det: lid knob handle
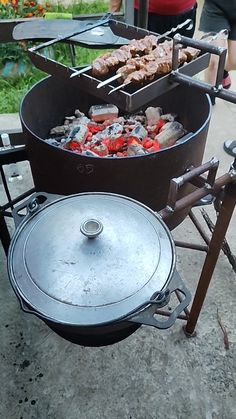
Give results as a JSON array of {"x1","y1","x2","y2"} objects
[{"x1": 80, "y1": 219, "x2": 103, "y2": 239}]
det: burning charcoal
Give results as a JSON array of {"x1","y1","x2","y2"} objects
[
  {"x1": 130, "y1": 123, "x2": 148, "y2": 140},
  {"x1": 88, "y1": 104, "x2": 119, "y2": 123},
  {"x1": 145, "y1": 107, "x2": 162, "y2": 126},
  {"x1": 104, "y1": 136, "x2": 126, "y2": 153},
  {"x1": 64, "y1": 140, "x2": 81, "y2": 151},
  {"x1": 45, "y1": 138, "x2": 61, "y2": 147},
  {"x1": 161, "y1": 113, "x2": 177, "y2": 122},
  {"x1": 67, "y1": 125, "x2": 88, "y2": 144},
  {"x1": 50, "y1": 125, "x2": 70, "y2": 137},
  {"x1": 142, "y1": 138, "x2": 160, "y2": 152},
  {"x1": 124, "y1": 115, "x2": 146, "y2": 125},
  {"x1": 99, "y1": 123, "x2": 123, "y2": 139},
  {"x1": 127, "y1": 144, "x2": 146, "y2": 156},
  {"x1": 75, "y1": 116, "x2": 90, "y2": 125},
  {"x1": 74, "y1": 109, "x2": 85, "y2": 118},
  {"x1": 81, "y1": 150, "x2": 100, "y2": 157},
  {"x1": 90, "y1": 143, "x2": 109, "y2": 157},
  {"x1": 64, "y1": 116, "x2": 76, "y2": 123},
  {"x1": 102, "y1": 116, "x2": 126, "y2": 126},
  {"x1": 155, "y1": 121, "x2": 186, "y2": 149}
]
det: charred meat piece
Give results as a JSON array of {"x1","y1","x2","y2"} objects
[
  {"x1": 92, "y1": 53, "x2": 112, "y2": 77},
  {"x1": 115, "y1": 41, "x2": 173, "y2": 80},
  {"x1": 184, "y1": 46, "x2": 200, "y2": 62}
]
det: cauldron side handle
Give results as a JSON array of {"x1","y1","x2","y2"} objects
[
  {"x1": 12, "y1": 192, "x2": 63, "y2": 228},
  {"x1": 127, "y1": 272, "x2": 191, "y2": 330}
]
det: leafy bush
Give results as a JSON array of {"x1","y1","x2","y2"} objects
[
  {"x1": 0, "y1": 0, "x2": 108, "y2": 113},
  {"x1": 0, "y1": 0, "x2": 51, "y2": 18}
]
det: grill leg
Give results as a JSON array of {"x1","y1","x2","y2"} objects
[
  {"x1": 185, "y1": 182, "x2": 236, "y2": 335},
  {"x1": 0, "y1": 208, "x2": 11, "y2": 256}
]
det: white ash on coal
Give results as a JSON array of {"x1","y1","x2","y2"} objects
[{"x1": 45, "y1": 104, "x2": 187, "y2": 157}]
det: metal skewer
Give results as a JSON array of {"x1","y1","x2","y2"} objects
[
  {"x1": 97, "y1": 72, "x2": 122, "y2": 88},
  {"x1": 108, "y1": 81, "x2": 129, "y2": 94},
  {"x1": 97, "y1": 19, "x2": 193, "y2": 89},
  {"x1": 70, "y1": 65, "x2": 92, "y2": 78}
]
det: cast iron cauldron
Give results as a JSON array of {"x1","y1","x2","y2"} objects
[
  {"x1": 20, "y1": 77, "x2": 211, "y2": 230},
  {"x1": 8, "y1": 192, "x2": 191, "y2": 347}
]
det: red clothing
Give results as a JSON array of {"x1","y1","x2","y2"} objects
[{"x1": 134, "y1": 0, "x2": 196, "y2": 15}]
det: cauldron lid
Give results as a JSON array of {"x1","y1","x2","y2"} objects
[{"x1": 8, "y1": 192, "x2": 175, "y2": 326}]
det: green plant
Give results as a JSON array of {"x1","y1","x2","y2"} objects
[
  {"x1": 0, "y1": 0, "x2": 52, "y2": 18},
  {"x1": 0, "y1": 1, "x2": 109, "y2": 113},
  {"x1": 0, "y1": 69, "x2": 44, "y2": 112}
]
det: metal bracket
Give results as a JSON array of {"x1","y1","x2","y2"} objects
[
  {"x1": 165, "y1": 157, "x2": 219, "y2": 213},
  {"x1": 171, "y1": 33, "x2": 236, "y2": 105}
]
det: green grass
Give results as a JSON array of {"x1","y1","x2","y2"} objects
[
  {"x1": 0, "y1": 1, "x2": 109, "y2": 113},
  {"x1": 0, "y1": 70, "x2": 44, "y2": 113}
]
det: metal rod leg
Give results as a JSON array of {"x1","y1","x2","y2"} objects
[
  {"x1": 185, "y1": 183, "x2": 236, "y2": 335},
  {"x1": 0, "y1": 209, "x2": 11, "y2": 256}
]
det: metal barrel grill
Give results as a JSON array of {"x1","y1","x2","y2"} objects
[
  {"x1": 1, "y1": 15, "x2": 236, "y2": 347},
  {"x1": 20, "y1": 77, "x2": 211, "y2": 230},
  {"x1": 18, "y1": 17, "x2": 230, "y2": 230}
]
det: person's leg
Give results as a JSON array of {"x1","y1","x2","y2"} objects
[
  {"x1": 199, "y1": 0, "x2": 230, "y2": 88},
  {"x1": 203, "y1": 38, "x2": 228, "y2": 85},
  {"x1": 221, "y1": 35, "x2": 236, "y2": 154},
  {"x1": 225, "y1": 39, "x2": 236, "y2": 71}
]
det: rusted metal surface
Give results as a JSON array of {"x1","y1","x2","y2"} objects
[
  {"x1": 201, "y1": 208, "x2": 236, "y2": 272},
  {"x1": 189, "y1": 210, "x2": 210, "y2": 245},
  {"x1": 185, "y1": 181, "x2": 236, "y2": 335},
  {"x1": 164, "y1": 158, "x2": 219, "y2": 213},
  {"x1": 159, "y1": 172, "x2": 234, "y2": 221}
]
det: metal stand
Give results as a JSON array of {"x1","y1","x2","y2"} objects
[
  {"x1": 0, "y1": 139, "x2": 235, "y2": 336},
  {"x1": 185, "y1": 182, "x2": 236, "y2": 335},
  {"x1": 158, "y1": 158, "x2": 236, "y2": 335}
]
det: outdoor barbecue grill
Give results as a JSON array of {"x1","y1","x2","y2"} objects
[
  {"x1": 0, "y1": 14, "x2": 236, "y2": 347},
  {"x1": 17, "y1": 16, "x2": 236, "y2": 230}
]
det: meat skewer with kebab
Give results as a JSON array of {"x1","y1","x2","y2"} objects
[
  {"x1": 70, "y1": 35, "x2": 158, "y2": 79},
  {"x1": 108, "y1": 46, "x2": 200, "y2": 94},
  {"x1": 97, "y1": 40, "x2": 173, "y2": 88},
  {"x1": 91, "y1": 35, "x2": 162, "y2": 78},
  {"x1": 70, "y1": 18, "x2": 193, "y2": 79}
]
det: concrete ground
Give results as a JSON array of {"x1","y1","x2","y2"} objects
[{"x1": 0, "y1": 4, "x2": 236, "y2": 419}]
